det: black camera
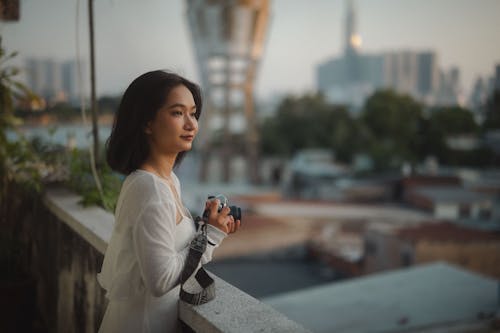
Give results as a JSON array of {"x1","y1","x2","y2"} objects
[{"x1": 202, "y1": 194, "x2": 242, "y2": 222}]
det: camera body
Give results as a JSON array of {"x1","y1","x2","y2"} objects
[{"x1": 202, "y1": 194, "x2": 242, "y2": 222}]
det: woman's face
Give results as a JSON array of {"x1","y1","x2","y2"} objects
[{"x1": 145, "y1": 84, "x2": 198, "y2": 156}]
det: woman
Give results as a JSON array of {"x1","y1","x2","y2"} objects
[{"x1": 98, "y1": 70, "x2": 240, "y2": 332}]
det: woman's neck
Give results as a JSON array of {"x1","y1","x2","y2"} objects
[{"x1": 140, "y1": 153, "x2": 177, "y2": 179}]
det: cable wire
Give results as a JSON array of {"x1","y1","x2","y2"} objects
[{"x1": 75, "y1": 0, "x2": 107, "y2": 210}]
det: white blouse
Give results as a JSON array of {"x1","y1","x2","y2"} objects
[{"x1": 97, "y1": 170, "x2": 226, "y2": 333}]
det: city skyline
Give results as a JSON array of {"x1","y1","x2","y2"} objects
[{"x1": 1, "y1": 0, "x2": 499, "y2": 100}]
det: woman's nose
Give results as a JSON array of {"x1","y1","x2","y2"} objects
[{"x1": 184, "y1": 115, "x2": 197, "y2": 130}]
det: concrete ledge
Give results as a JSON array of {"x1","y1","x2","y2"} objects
[
  {"x1": 42, "y1": 186, "x2": 113, "y2": 255},
  {"x1": 179, "y1": 273, "x2": 311, "y2": 333},
  {"x1": 42, "y1": 187, "x2": 311, "y2": 333}
]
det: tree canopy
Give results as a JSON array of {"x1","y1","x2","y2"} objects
[
  {"x1": 259, "y1": 89, "x2": 496, "y2": 170},
  {"x1": 360, "y1": 90, "x2": 423, "y2": 169},
  {"x1": 260, "y1": 93, "x2": 361, "y2": 162}
]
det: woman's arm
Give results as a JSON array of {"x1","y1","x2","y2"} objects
[
  {"x1": 200, "y1": 224, "x2": 227, "y2": 264},
  {"x1": 200, "y1": 199, "x2": 240, "y2": 263},
  {"x1": 132, "y1": 200, "x2": 189, "y2": 297}
]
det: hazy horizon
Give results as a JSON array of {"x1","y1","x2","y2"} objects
[{"x1": 1, "y1": 0, "x2": 499, "y2": 100}]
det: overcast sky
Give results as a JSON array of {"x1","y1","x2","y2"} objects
[{"x1": 1, "y1": 0, "x2": 499, "y2": 100}]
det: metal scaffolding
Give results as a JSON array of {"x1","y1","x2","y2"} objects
[{"x1": 186, "y1": 0, "x2": 270, "y2": 184}]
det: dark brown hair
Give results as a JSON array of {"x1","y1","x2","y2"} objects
[{"x1": 106, "y1": 70, "x2": 202, "y2": 175}]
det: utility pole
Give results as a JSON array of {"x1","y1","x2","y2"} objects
[{"x1": 88, "y1": 0, "x2": 99, "y2": 165}]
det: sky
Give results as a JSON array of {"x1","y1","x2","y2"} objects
[{"x1": 1, "y1": 0, "x2": 499, "y2": 100}]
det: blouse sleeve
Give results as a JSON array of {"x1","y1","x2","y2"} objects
[
  {"x1": 132, "y1": 200, "x2": 189, "y2": 297},
  {"x1": 201, "y1": 224, "x2": 227, "y2": 264}
]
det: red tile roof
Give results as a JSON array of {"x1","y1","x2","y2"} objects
[{"x1": 397, "y1": 222, "x2": 500, "y2": 242}]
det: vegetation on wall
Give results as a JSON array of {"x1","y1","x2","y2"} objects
[{"x1": 1, "y1": 37, "x2": 120, "y2": 214}]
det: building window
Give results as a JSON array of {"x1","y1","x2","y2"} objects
[
  {"x1": 364, "y1": 240, "x2": 377, "y2": 255},
  {"x1": 459, "y1": 204, "x2": 470, "y2": 218}
]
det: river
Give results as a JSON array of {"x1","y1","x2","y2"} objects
[{"x1": 7, "y1": 124, "x2": 112, "y2": 148}]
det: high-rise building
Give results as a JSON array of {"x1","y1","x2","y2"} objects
[
  {"x1": 436, "y1": 67, "x2": 463, "y2": 106},
  {"x1": 316, "y1": 1, "x2": 446, "y2": 108},
  {"x1": 25, "y1": 58, "x2": 87, "y2": 107},
  {"x1": 383, "y1": 51, "x2": 420, "y2": 96},
  {"x1": 62, "y1": 60, "x2": 87, "y2": 105},
  {"x1": 469, "y1": 77, "x2": 488, "y2": 111},
  {"x1": 26, "y1": 58, "x2": 62, "y2": 104},
  {"x1": 417, "y1": 52, "x2": 439, "y2": 99}
]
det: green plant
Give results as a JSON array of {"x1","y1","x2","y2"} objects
[
  {"x1": 1, "y1": 36, "x2": 120, "y2": 214},
  {"x1": 0, "y1": 37, "x2": 42, "y2": 218},
  {"x1": 0, "y1": 36, "x2": 40, "y2": 205},
  {"x1": 0, "y1": 36, "x2": 42, "y2": 287},
  {"x1": 65, "y1": 147, "x2": 121, "y2": 212}
]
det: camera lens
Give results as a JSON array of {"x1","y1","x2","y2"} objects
[{"x1": 229, "y1": 205, "x2": 242, "y2": 222}]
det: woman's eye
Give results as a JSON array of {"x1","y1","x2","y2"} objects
[
  {"x1": 190, "y1": 112, "x2": 197, "y2": 118},
  {"x1": 172, "y1": 111, "x2": 183, "y2": 116}
]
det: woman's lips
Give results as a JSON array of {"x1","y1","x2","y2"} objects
[{"x1": 180, "y1": 135, "x2": 194, "y2": 141}]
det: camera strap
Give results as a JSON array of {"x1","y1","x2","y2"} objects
[{"x1": 179, "y1": 222, "x2": 215, "y2": 305}]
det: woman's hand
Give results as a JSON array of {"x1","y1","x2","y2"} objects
[{"x1": 205, "y1": 199, "x2": 241, "y2": 234}]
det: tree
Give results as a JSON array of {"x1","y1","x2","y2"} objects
[
  {"x1": 422, "y1": 106, "x2": 493, "y2": 166},
  {"x1": 260, "y1": 93, "x2": 360, "y2": 162},
  {"x1": 360, "y1": 90, "x2": 423, "y2": 169},
  {"x1": 0, "y1": 37, "x2": 33, "y2": 143},
  {"x1": 428, "y1": 106, "x2": 479, "y2": 134},
  {"x1": 419, "y1": 106, "x2": 478, "y2": 160},
  {"x1": 0, "y1": 36, "x2": 40, "y2": 194},
  {"x1": 0, "y1": 36, "x2": 42, "y2": 286}
]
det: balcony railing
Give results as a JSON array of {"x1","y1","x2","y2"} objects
[{"x1": 35, "y1": 187, "x2": 310, "y2": 332}]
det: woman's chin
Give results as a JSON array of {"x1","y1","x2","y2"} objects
[{"x1": 181, "y1": 143, "x2": 193, "y2": 151}]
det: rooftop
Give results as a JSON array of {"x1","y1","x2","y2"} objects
[
  {"x1": 263, "y1": 262, "x2": 498, "y2": 333},
  {"x1": 413, "y1": 185, "x2": 492, "y2": 204},
  {"x1": 396, "y1": 222, "x2": 500, "y2": 243}
]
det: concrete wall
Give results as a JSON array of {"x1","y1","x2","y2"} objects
[
  {"x1": 363, "y1": 228, "x2": 409, "y2": 274},
  {"x1": 415, "y1": 241, "x2": 500, "y2": 279},
  {"x1": 5, "y1": 185, "x2": 107, "y2": 333},
  {"x1": 6, "y1": 185, "x2": 310, "y2": 332},
  {"x1": 362, "y1": 225, "x2": 500, "y2": 279}
]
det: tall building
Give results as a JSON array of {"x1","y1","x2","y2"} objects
[
  {"x1": 417, "y1": 52, "x2": 439, "y2": 100},
  {"x1": 26, "y1": 58, "x2": 62, "y2": 104},
  {"x1": 25, "y1": 58, "x2": 87, "y2": 107},
  {"x1": 383, "y1": 51, "x2": 420, "y2": 96},
  {"x1": 344, "y1": 0, "x2": 359, "y2": 57},
  {"x1": 468, "y1": 77, "x2": 488, "y2": 113},
  {"x1": 469, "y1": 63, "x2": 500, "y2": 123},
  {"x1": 62, "y1": 60, "x2": 87, "y2": 105},
  {"x1": 317, "y1": 1, "x2": 445, "y2": 108},
  {"x1": 436, "y1": 67, "x2": 463, "y2": 106},
  {"x1": 186, "y1": 0, "x2": 270, "y2": 183}
]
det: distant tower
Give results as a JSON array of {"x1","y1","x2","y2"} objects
[
  {"x1": 186, "y1": 0, "x2": 270, "y2": 184},
  {"x1": 344, "y1": 0, "x2": 361, "y2": 82},
  {"x1": 345, "y1": 0, "x2": 361, "y2": 56}
]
